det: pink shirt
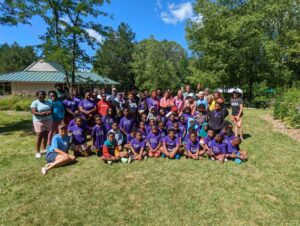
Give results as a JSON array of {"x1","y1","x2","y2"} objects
[
  {"x1": 160, "y1": 97, "x2": 174, "y2": 108},
  {"x1": 173, "y1": 96, "x2": 184, "y2": 113}
]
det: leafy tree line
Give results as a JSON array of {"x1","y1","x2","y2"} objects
[{"x1": 186, "y1": 0, "x2": 300, "y2": 101}]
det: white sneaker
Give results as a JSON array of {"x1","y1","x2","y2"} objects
[
  {"x1": 128, "y1": 156, "x2": 132, "y2": 164},
  {"x1": 144, "y1": 155, "x2": 148, "y2": 160},
  {"x1": 210, "y1": 157, "x2": 215, "y2": 161},
  {"x1": 45, "y1": 163, "x2": 53, "y2": 168},
  {"x1": 35, "y1": 152, "x2": 42, "y2": 159},
  {"x1": 41, "y1": 167, "x2": 48, "y2": 175},
  {"x1": 107, "y1": 161, "x2": 113, "y2": 165},
  {"x1": 224, "y1": 158, "x2": 228, "y2": 162}
]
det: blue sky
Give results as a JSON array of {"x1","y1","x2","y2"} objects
[{"x1": 0, "y1": 0, "x2": 200, "y2": 55}]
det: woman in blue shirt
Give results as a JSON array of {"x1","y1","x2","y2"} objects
[{"x1": 42, "y1": 124, "x2": 76, "y2": 175}]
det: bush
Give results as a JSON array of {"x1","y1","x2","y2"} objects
[
  {"x1": 273, "y1": 87, "x2": 300, "y2": 128},
  {"x1": 0, "y1": 95, "x2": 34, "y2": 111}
]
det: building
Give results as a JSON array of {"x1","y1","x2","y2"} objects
[{"x1": 0, "y1": 59, "x2": 118, "y2": 95}]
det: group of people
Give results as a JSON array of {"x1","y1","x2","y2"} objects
[{"x1": 30, "y1": 83, "x2": 247, "y2": 175}]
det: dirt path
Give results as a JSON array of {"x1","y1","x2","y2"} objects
[{"x1": 262, "y1": 114, "x2": 300, "y2": 142}]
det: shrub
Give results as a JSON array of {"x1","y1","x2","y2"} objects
[
  {"x1": 273, "y1": 87, "x2": 300, "y2": 128},
  {"x1": 0, "y1": 95, "x2": 34, "y2": 111}
]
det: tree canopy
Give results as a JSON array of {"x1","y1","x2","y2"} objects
[
  {"x1": 93, "y1": 23, "x2": 136, "y2": 91},
  {"x1": 0, "y1": 42, "x2": 37, "y2": 74},
  {"x1": 131, "y1": 37, "x2": 188, "y2": 91}
]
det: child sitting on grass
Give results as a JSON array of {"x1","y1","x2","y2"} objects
[
  {"x1": 207, "y1": 134, "x2": 227, "y2": 163},
  {"x1": 124, "y1": 127, "x2": 137, "y2": 150},
  {"x1": 101, "y1": 132, "x2": 121, "y2": 165},
  {"x1": 92, "y1": 115, "x2": 107, "y2": 157},
  {"x1": 138, "y1": 121, "x2": 147, "y2": 139},
  {"x1": 146, "y1": 126, "x2": 162, "y2": 158},
  {"x1": 226, "y1": 137, "x2": 248, "y2": 163},
  {"x1": 129, "y1": 131, "x2": 147, "y2": 162},
  {"x1": 69, "y1": 117, "x2": 91, "y2": 157},
  {"x1": 203, "y1": 129, "x2": 215, "y2": 151},
  {"x1": 108, "y1": 122, "x2": 123, "y2": 151},
  {"x1": 160, "y1": 129, "x2": 181, "y2": 159},
  {"x1": 185, "y1": 132, "x2": 206, "y2": 160}
]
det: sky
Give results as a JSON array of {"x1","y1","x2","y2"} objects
[{"x1": 0, "y1": 0, "x2": 201, "y2": 56}]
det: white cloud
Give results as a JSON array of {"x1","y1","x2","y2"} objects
[
  {"x1": 159, "y1": 1, "x2": 202, "y2": 25},
  {"x1": 155, "y1": 0, "x2": 163, "y2": 12},
  {"x1": 85, "y1": 29, "x2": 103, "y2": 43}
]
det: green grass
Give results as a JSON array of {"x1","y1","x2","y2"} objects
[{"x1": 0, "y1": 109, "x2": 299, "y2": 225}]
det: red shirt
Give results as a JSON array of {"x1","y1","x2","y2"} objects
[{"x1": 97, "y1": 100, "x2": 111, "y2": 116}]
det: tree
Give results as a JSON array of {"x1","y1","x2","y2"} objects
[
  {"x1": 0, "y1": 42, "x2": 37, "y2": 74},
  {"x1": 0, "y1": 0, "x2": 111, "y2": 87},
  {"x1": 131, "y1": 37, "x2": 188, "y2": 91},
  {"x1": 93, "y1": 23, "x2": 136, "y2": 91},
  {"x1": 186, "y1": 0, "x2": 300, "y2": 101}
]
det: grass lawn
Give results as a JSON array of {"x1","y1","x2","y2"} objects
[{"x1": 0, "y1": 109, "x2": 299, "y2": 225}]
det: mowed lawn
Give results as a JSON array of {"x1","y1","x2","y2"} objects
[{"x1": 0, "y1": 109, "x2": 299, "y2": 225}]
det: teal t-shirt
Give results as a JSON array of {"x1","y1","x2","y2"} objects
[
  {"x1": 47, "y1": 134, "x2": 70, "y2": 154},
  {"x1": 30, "y1": 100, "x2": 52, "y2": 122},
  {"x1": 49, "y1": 99, "x2": 65, "y2": 122}
]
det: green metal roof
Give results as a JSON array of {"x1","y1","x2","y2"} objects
[{"x1": 0, "y1": 71, "x2": 119, "y2": 85}]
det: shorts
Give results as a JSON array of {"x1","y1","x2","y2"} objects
[
  {"x1": 46, "y1": 152, "x2": 58, "y2": 163},
  {"x1": 33, "y1": 120, "x2": 53, "y2": 133},
  {"x1": 70, "y1": 143, "x2": 88, "y2": 152}
]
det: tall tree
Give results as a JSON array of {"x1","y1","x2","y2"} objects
[
  {"x1": 0, "y1": 42, "x2": 37, "y2": 74},
  {"x1": 131, "y1": 37, "x2": 188, "y2": 91},
  {"x1": 0, "y1": 0, "x2": 111, "y2": 87},
  {"x1": 93, "y1": 22, "x2": 136, "y2": 91}
]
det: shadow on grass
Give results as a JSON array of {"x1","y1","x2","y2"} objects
[
  {"x1": 0, "y1": 119, "x2": 34, "y2": 136},
  {"x1": 243, "y1": 133, "x2": 252, "y2": 140}
]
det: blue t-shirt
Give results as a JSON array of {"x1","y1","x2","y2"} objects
[
  {"x1": 196, "y1": 99, "x2": 208, "y2": 109},
  {"x1": 47, "y1": 134, "x2": 70, "y2": 154},
  {"x1": 30, "y1": 100, "x2": 52, "y2": 122},
  {"x1": 49, "y1": 99, "x2": 65, "y2": 122}
]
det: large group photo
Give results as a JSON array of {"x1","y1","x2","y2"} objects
[{"x1": 0, "y1": 0, "x2": 299, "y2": 225}]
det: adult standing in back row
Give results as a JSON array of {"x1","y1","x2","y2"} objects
[{"x1": 230, "y1": 90, "x2": 244, "y2": 140}]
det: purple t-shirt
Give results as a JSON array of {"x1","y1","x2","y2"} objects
[
  {"x1": 102, "y1": 115, "x2": 116, "y2": 131},
  {"x1": 146, "y1": 125, "x2": 152, "y2": 134},
  {"x1": 126, "y1": 134, "x2": 135, "y2": 144},
  {"x1": 138, "y1": 128, "x2": 147, "y2": 139},
  {"x1": 163, "y1": 136, "x2": 179, "y2": 151},
  {"x1": 69, "y1": 125, "x2": 88, "y2": 145},
  {"x1": 92, "y1": 124, "x2": 107, "y2": 148},
  {"x1": 166, "y1": 120, "x2": 175, "y2": 130},
  {"x1": 78, "y1": 99, "x2": 96, "y2": 119},
  {"x1": 119, "y1": 116, "x2": 135, "y2": 134},
  {"x1": 157, "y1": 115, "x2": 167, "y2": 124},
  {"x1": 130, "y1": 138, "x2": 145, "y2": 153},
  {"x1": 223, "y1": 134, "x2": 236, "y2": 145},
  {"x1": 186, "y1": 140, "x2": 201, "y2": 154},
  {"x1": 147, "y1": 97, "x2": 159, "y2": 111},
  {"x1": 210, "y1": 140, "x2": 227, "y2": 155},
  {"x1": 63, "y1": 97, "x2": 81, "y2": 114},
  {"x1": 205, "y1": 136, "x2": 215, "y2": 147},
  {"x1": 182, "y1": 113, "x2": 194, "y2": 122},
  {"x1": 146, "y1": 132, "x2": 162, "y2": 149},
  {"x1": 227, "y1": 141, "x2": 240, "y2": 154}
]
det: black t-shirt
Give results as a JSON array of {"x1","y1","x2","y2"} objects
[{"x1": 230, "y1": 98, "x2": 243, "y2": 116}]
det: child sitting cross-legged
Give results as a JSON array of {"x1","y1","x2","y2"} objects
[
  {"x1": 129, "y1": 131, "x2": 147, "y2": 163},
  {"x1": 160, "y1": 129, "x2": 181, "y2": 159},
  {"x1": 146, "y1": 126, "x2": 162, "y2": 158},
  {"x1": 184, "y1": 132, "x2": 206, "y2": 160},
  {"x1": 69, "y1": 117, "x2": 91, "y2": 157},
  {"x1": 206, "y1": 134, "x2": 227, "y2": 163},
  {"x1": 101, "y1": 132, "x2": 126, "y2": 165},
  {"x1": 225, "y1": 137, "x2": 248, "y2": 163}
]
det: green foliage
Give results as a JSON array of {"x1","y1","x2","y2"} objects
[
  {"x1": 0, "y1": 95, "x2": 33, "y2": 111},
  {"x1": 186, "y1": 0, "x2": 300, "y2": 101},
  {"x1": 131, "y1": 37, "x2": 189, "y2": 91},
  {"x1": 273, "y1": 87, "x2": 300, "y2": 128},
  {"x1": 93, "y1": 23, "x2": 136, "y2": 91},
  {"x1": 0, "y1": 42, "x2": 37, "y2": 74}
]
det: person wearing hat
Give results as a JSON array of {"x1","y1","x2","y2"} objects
[
  {"x1": 230, "y1": 90, "x2": 244, "y2": 140},
  {"x1": 55, "y1": 82, "x2": 68, "y2": 101},
  {"x1": 183, "y1": 85, "x2": 195, "y2": 99},
  {"x1": 196, "y1": 91, "x2": 208, "y2": 109},
  {"x1": 42, "y1": 124, "x2": 76, "y2": 175}
]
